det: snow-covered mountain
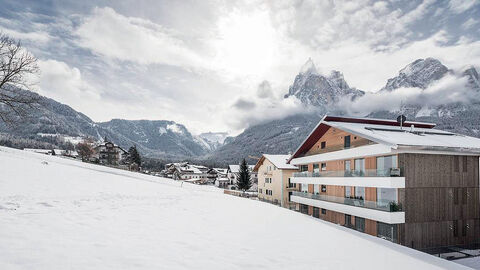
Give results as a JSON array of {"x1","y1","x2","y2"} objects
[
  {"x1": 284, "y1": 58, "x2": 364, "y2": 109},
  {"x1": 194, "y1": 132, "x2": 229, "y2": 152},
  {"x1": 214, "y1": 58, "x2": 480, "y2": 164},
  {"x1": 380, "y1": 58, "x2": 450, "y2": 91},
  {"x1": 0, "y1": 90, "x2": 215, "y2": 159}
]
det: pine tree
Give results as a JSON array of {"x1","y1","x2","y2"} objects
[
  {"x1": 128, "y1": 145, "x2": 142, "y2": 166},
  {"x1": 236, "y1": 158, "x2": 252, "y2": 193}
]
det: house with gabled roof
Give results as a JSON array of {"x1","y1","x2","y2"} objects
[
  {"x1": 287, "y1": 115, "x2": 480, "y2": 250},
  {"x1": 253, "y1": 154, "x2": 298, "y2": 208}
]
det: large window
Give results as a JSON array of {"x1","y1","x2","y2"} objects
[
  {"x1": 355, "y1": 187, "x2": 365, "y2": 200},
  {"x1": 300, "y1": 204, "x2": 308, "y2": 214},
  {"x1": 355, "y1": 217, "x2": 365, "y2": 232},
  {"x1": 354, "y1": 158, "x2": 365, "y2": 175},
  {"x1": 301, "y1": 183, "x2": 308, "y2": 193},
  {"x1": 345, "y1": 186, "x2": 352, "y2": 198},
  {"x1": 377, "y1": 222, "x2": 398, "y2": 243},
  {"x1": 345, "y1": 214, "x2": 352, "y2": 228},
  {"x1": 377, "y1": 188, "x2": 397, "y2": 207},
  {"x1": 313, "y1": 164, "x2": 319, "y2": 173},
  {"x1": 377, "y1": 155, "x2": 397, "y2": 176},
  {"x1": 313, "y1": 207, "x2": 320, "y2": 218},
  {"x1": 314, "y1": 185, "x2": 320, "y2": 194},
  {"x1": 300, "y1": 165, "x2": 308, "y2": 172},
  {"x1": 344, "y1": 135, "x2": 351, "y2": 148},
  {"x1": 321, "y1": 141, "x2": 326, "y2": 149}
]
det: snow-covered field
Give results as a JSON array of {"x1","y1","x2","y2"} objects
[{"x1": 0, "y1": 146, "x2": 474, "y2": 270}]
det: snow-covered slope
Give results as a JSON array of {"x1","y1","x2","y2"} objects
[{"x1": 0, "y1": 146, "x2": 472, "y2": 270}]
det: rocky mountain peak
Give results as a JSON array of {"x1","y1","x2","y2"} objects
[
  {"x1": 284, "y1": 59, "x2": 363, "y2": 108},
  {"x1": 299, "y1": 57, "x2": 318, "y2": 75},
  {"x1": 381, "y1": 57, "x2": 449, "y2": 91},
  {"x1": 462, "y1": 66, "x2": 480, "y2": 90}
]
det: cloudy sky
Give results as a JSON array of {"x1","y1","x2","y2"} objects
[{"x1": 0, "y1": 0, "x2": 479, "y2": 134}]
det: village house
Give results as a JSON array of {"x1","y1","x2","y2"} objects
[
  {"x1": 253, "y1": 154, "x2": 298, "y2": 209},
  {"x1": 227, "y1": 164, "x2": 258, "y2": 189},
  {"x1": 165, "y1": 162, "x2": 210, "y2": 183},
  {"x1": 93, "y1": 138, "x2": 128, "y2": 165},
  {"x1": 287, "y1": 115, "x2": 480, "y2": 251}
]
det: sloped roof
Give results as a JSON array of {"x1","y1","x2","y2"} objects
[
  {"x1": 228, "y1": 164, "x2": 254, "y2": 173},
  {"x1": 254, "y1": 154, "x2": 297, "y2": 171},
  {"x1": 289, "y1": 115, "x2": 480, "y2": 162}
]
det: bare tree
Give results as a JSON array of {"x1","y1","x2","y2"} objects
[{"x1": 0, "y1": 33, "x2": 40, "y2": 124}]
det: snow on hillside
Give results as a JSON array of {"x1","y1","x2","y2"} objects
[{"x1": 0, "y1": 146, "x2": 472, "y2": 270}]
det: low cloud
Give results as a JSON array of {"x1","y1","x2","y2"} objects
[
  {"x1": 337, "y1": 74, "x2": 477, "y2": 116},
  {"x1": 256, "y1": 80, "x2": 274, "y2": 99},
  {"x1": 233, "y1": 98, "x2": 256, "y2": 110}
]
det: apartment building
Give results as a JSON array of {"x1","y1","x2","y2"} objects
[
  {"x1": 253, "y1": 154, "x2": 298, "y2": 208},
  {"x1": 287, "y1": 115, "x2": 480, "y2": 250}
]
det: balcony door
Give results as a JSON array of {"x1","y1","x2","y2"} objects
[{"x1": 354, "y1": 158, "x2": 365, "y2": 176}]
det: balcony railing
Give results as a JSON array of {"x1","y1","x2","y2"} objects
[
  {"x1": 293, "y1": 168, "x2": 402, "y2": 178},
  {"x1": 291, "y1": 191, "x2": 402, "y2": 212}
]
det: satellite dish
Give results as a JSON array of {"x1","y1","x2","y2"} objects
[{"x1": 397, "y1": 115, "x2": 407, "y2": 129}]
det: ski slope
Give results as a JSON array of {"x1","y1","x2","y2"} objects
[{"x1": 0, "y1": 146, "x2": 472, "y2": 270}]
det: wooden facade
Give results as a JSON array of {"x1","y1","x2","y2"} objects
[
  {"x1": 398, "y1": 153, "x2": 480, "y2": 249},
  {"x1": 293, "y1": 123, "x2": 480, "y2": 251}
]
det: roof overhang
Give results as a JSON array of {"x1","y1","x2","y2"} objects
[{"x1": 287, "y1": 115, "x2": 434, "y2": 163}]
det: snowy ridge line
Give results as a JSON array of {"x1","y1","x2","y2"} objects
[{"x1": 0, "y1": 146, "x2": 221, "y2": 194}]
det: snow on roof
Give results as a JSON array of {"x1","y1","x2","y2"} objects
[
  {"x1": 263, "y1": 154, "x2": 298, "y2": 170},
  {"x1": 290, "y1": 115, "x2": 480, "y2": 162},
  {"x1": 327, "y1": 121, "x2": 480, "y2": 151},
  {"x1": 228, "y1": 164, "x2": 254, "y2": 173}
]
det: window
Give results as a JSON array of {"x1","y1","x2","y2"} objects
[
  {"x1": 300, "y1": 165, "x2": 308, "y2": 172},
  {"x1": 313, "y1": 164, "x2": 319, "y2": 173},
  {"x1": 321, "y1": 208, "x2": 326, "y2": 215},
  {"x1": 288, "y1": 178, "x2": 296, "y2": 188},
  {"x1": 300, "y1": 204, "x2": 308, "y2": 214},
  {"x1": 301, "y1": 183, "x2": 308, "y2": 193},
  {"x1": 321, "y1": 185, "x2": 327, "y2": 193},
  {"x1": 345, "y1": 160, "x2": 351, "y2": 171},
  {"x1": 344, "y1": 135, "x2": 351, "y2": 148},
  {"x1": 321, "y1": 141, "x2": 326, "y2": 149},
  {"x1": 259, "y1": 189, "x2": 262, "y2": 194},
  {"x1": 321, "y1": 163, "x2": 326, "y2": 171},
  {"x1": 377, "y1": 222, "x2": 398, "y2": 243},
  {"x1": 354, "y1": 158, "x2": 365, "y2": 175},
  {"x1": 377, "y1": 188, "x2": 397, "y2": 207},
  {"x1": 313, "y1": 207, "x2": 320, "y2": 218},
  {"x1": 376, "y1": 155, "x2": 397, "y2": 176},
  {"x1": 345, "y1": 186, "x2": 352, "y2": 198},
  {"x1": 355, "y1": 217, "x2": 365, "y2": 232},
  {"x1": 345, "y1": 214, "x2": 352, "y2": 228},
  {"x1": 355, "y1": 187, "x2": 365, "y2": 200},
  {"x1": 314, "y1": 185, "x2": 320, "y2": 194},
  {"x1": 454, "y1": 156, "x2": 460, "y2": 172}
]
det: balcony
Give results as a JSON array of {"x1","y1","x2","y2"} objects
[
  {"x1": 290, "y1": 168, "x2": 405, "y2": 189},
  {"x1": 291, "y1": 191, "x2": 401, "y2": 212},
  {"x1": 293, "y1": 168, "x2": 402, "y2": 178},
  {"x1": 291, "y1": 191, "x2": 405, "y2": 224}
]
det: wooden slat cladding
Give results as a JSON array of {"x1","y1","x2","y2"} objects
[
  {"x1": 398, "y1": 153, "x2": 480, "y2": 249},
  {"x1": 305, "y1": 127, "x2": 373, "y2": 156},
  {"x1": 365, "y1": 220, "x2": 377, "y2": 236}
]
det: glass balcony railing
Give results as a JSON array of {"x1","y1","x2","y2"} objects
[
  {"x1": 292, "y1": 168, "x2": 402, "y2": 178},
  {"x1": 291, "y1": 191, "x2": 402, "y2": 212}
]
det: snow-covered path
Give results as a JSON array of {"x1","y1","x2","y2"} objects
[{"x1": 0, "y1": 146, "x2": 472, "y2": 269}]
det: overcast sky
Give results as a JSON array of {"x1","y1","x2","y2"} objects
[{"x1": 1, "y1": 0, "x2": 479, "y2": 135}]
